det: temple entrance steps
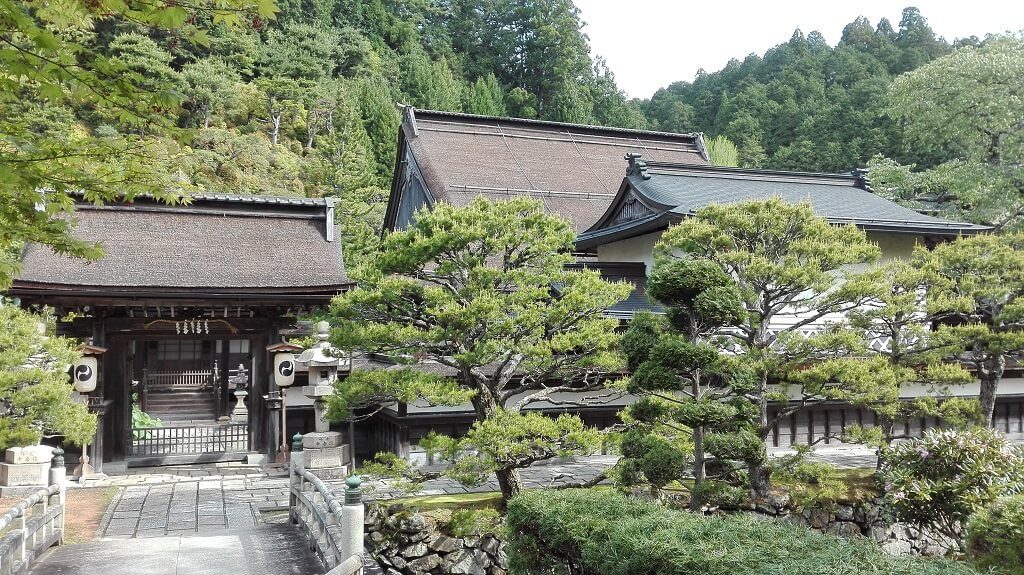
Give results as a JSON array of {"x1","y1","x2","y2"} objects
[{"x1": 143, "y1": 389, "x2": 218, "y2": 423}]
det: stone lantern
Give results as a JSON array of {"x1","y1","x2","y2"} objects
[{"x1": 295, "y1": 321, "x2": 350, "y2": 478}]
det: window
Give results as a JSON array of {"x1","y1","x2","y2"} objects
[{"x1": 156, "y1": 340, "x2": 202, "y2": 361}]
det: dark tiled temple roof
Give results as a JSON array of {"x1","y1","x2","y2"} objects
[
  {"x1": 577, "y1": 162, "x2": 991, "y2": 249},
  {"x1": 384, "y1": 108, "x2": 709, "y2": 233},
  {"x1": 13, "y1": 194, "x2": 349, "y2": 293}
]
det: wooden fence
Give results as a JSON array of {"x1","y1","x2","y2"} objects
[
  {"x1": 129, "y1": 423, "x2": 249, "y2": 456},
  {"x1": 0, "y1": 450, "x2": 65, "y2": 575}
]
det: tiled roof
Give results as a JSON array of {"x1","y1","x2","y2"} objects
[
  {"x1": 567, "y1": 262, "x2": 661, "y2": 319},
  {"x1": 577, "y1": 162, "x2": 991, "y2": 249},
  {"x1": 386, "y1": 108, "x2": 709, "y2": 233},
  {"x1": 14, "y1": 195, "x2": 348, "y2": 291}
]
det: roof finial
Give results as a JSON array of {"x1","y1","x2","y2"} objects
[
  {"x1": 625, "y1": 153, "x2": 650, "y2": 180},
  {"x1": 851, "y1": 167, "x2": 870, "y2": 189}
]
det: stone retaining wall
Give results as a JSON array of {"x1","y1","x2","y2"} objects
[
  {"x1": 363, "y1": 504, "x2": 507, "y2": 575},
  {"x1": 742, "y1": 495, "x2": 955, "y2": 556},
  {"x1": 363, "y1": 495, "x2": 953, "y2": 574}
]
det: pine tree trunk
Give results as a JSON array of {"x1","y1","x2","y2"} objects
[
  {"x1": 690, "y1": 424, "x2": 705, "y2": 511},
  {"x1": 496, "y1": 467, "x2": 524, "y2": 503},
  {"x1": 752, "y1": 369, "x2": 772, "y2": 498},
  {"x1": 977, "y1": 354, "x2": 1004, "y2": 427},
  {"x1": 979, "y1": 373, "x2": 1000, "y2": 427}
]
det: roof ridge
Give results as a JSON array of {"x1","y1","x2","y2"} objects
[
  {"x1": 642, "y1": 161, "x2": 863, "y2": 185},
  {"x1": 409, "y1": 107, "x2": 702, "y2": 142}
]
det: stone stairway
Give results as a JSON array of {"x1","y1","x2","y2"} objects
[{"x1": 143, "y1": 389, "x2": 218, "y2": 423}]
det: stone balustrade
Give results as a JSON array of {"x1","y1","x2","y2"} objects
[
  {"x1": 289, "y1": 439, "x2": 364, "y2": 575},
  {"x1": 0, "y1": 449, "x2": 66, "y2": 575}
]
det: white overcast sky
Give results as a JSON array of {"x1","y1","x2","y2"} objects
[{"x1": 574, "y1": 1, "x2": 1024, "y2": 98}]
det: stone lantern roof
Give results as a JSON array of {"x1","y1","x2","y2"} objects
[{"x1": 296, "y1": 321, "x2": 347, "y2": 369}]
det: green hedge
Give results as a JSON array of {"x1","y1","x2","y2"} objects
[{"x1": 506, "y1": 490, "x2": 980, "y2": 575}]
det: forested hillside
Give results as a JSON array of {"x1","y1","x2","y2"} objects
[
  {"x1": 14, "y1": 0, "x2": 645, "y2": 266},
  {"x1": 4, "y1": 0, "x2": 1010, "y2": 277},
  {"x1": 637, "y1": 7, "x2": 968, "y2": 173}
]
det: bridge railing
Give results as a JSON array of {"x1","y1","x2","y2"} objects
[
  {"x1": 0, "y1": 449, "x2": 66, "y2": 575},
  {"x1": 289, "y1": 442, "x2": 364, "y2": 575}
]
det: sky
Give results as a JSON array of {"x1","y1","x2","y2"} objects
[{"x1": 574, "y1": 0, "x2": 1024, "y2": 99}]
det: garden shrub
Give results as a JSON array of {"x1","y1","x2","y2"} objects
[
  {"x1": 448, "y1": 508, "x2": 501, "y2": 538},
  {"x1": 880, "y1": 427, "x2": 1024, "y2": 547},
  {"x1": 690, "y1": 479, "x2": 749, "y2": 508},
  {"x1": 506, "y1": 489, "x2": 981, "y2": 575},
  {"x1": 967, "y1": 493, "x2": 1024, "y2": 574}
]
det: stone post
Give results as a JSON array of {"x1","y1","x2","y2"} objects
[
  {"x1": 289, "y1": 435, "x2": 303, "y2": 525},
  {"x1": 340, "y1": 475, "x2": 364, "y2": 567},
  {"x1": 50, "y1": 448, "x2": 65, "y2": 543}
]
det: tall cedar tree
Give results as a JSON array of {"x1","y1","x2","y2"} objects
[
  {"x1": 619, "y1": 259, "x2": 753, "y2": 509},
  {"x1": 326, "y1": 198, "x2": 630, "y2": 502},
  {"x1": 921, "y1": 233, "x2": 1024, "y2": 426},
  {"x1": 654, "y1": 199, "x2": 896, "y2": 495}
]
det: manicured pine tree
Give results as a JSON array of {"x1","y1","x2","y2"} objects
[
  {"x1": 920, "y1": 233, "x2": 1024, "y2": 426},
  {"x1": 654, "y1": 198, "x2": 897, "y2": 496},
  {"x1": 325, "y1": 197, "x2": 630, "y2": 503},
  {"x1": 619, "y1": 258, "x2": 755, "y2": 509}
]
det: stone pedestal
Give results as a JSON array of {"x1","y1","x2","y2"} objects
[
  {"x1": 302, "y1": 431, "x2": 350, "y2": 479},
  {"x1": 231, "y1": 390, "x2": 249, "y2": 423},
  {"x1": 0, "y1": 445, "x2": 54, "y2": 496}
]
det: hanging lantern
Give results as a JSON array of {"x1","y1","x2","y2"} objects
[
  {"x1": 267, "y1": 342, "x2": 303, "y2": 388},
  {"x1": 72, "y1": 344, "x2": 107, "y2": 393}
]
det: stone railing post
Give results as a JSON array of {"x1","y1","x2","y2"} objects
[
  {"x1": 50, "y1": 448, "x2": 66, "y2": 543},
  {"x1": 340, "y1": 475, "x2": 364, "y2": 570},
  {"x1": 289, "y1": 434, "x2": 303, "y2": 524}
]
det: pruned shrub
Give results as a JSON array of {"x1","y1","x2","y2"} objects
[
  {"x1": 506, "y1": 489, "x2": 980, "y2": 575},
  {"x1": 967, "y1": 493, "x2": 1024, "y2": 573},
  {"x1": 880, "y1": 427, "x2": 1024, "y2": 548}
]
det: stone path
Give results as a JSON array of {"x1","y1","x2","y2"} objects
[
  {"x1": 83, "y1": 463, "x2": 289, "y2": 539},
  {"x1": 29, "y1": 523, "x2": 324, "y2": 575},
  {"x1": 767, "y1": 444, "x2": 878, "y2": 469},
  {"x1": 30, "y1": 447, "x2": 879, "y2": 574}
]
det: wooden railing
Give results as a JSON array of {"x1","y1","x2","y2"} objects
[
  {"x1": 0, "y1": 450, "x2": 65, "y2": 575},
  {"x1": 289, "y1": 445, "x2": 364, "y2": 575},
  {"x1": 143, "y1": 369, "x2": 216, "y2": 390}
]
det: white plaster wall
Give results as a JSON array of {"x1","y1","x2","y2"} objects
[{"x1": 595, "y1": 231, "x2": 663, "y2": 271}]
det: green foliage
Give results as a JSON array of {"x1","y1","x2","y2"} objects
[
  {"x1": 880, "y1": 427, "x2": 1024, "y2": 548},
  {"x1": 871, "y1": 36, "x2": 1024, "y2": 230},
  {"x1": 422, "y1": 411, "x2": 602, "y2": 488},
  {"x1": 690, "y1": 479, "x2": 750, "y2": 508},
  {"x1": 448, "y1": 508, "x2": 501, "y2": 538},
  {"x1": 967, "y1": 493, "x2": 1024, "y2": 573},
  {"x1": 0, "y1": 306, "x2": 96, "y2": 450},
  {"x1": 638, "y1": 8, "x2": 955, "y2": 172},
  {"x1": 506, "y1": 489, "x2": 981, "y2": 575},
  {"x1": 705, "y1": 135, "x2": 740, "y2": 167},
  {"x1": 653, "y1": 199, "x2": 888, "y2": 496},
  {"x1": 0, "y1": 0, "x2": 276, "y2": 289},
  {"x1": 329, "y1": 198, "x2": 627, "y2": 501},
  {"x1": 917, "y1": 234, "x2": 1024, "y2": 425},
  {"x1": 770, "y1": 454, "x2": 846, "y2": 508}
]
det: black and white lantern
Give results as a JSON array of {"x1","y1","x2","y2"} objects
[
  {"x1": 72, "y1": 344, "x2": 107, "y2": 394},
  {"x1": 268, "y1": 342, "x2": 303, "y2": 388}
]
